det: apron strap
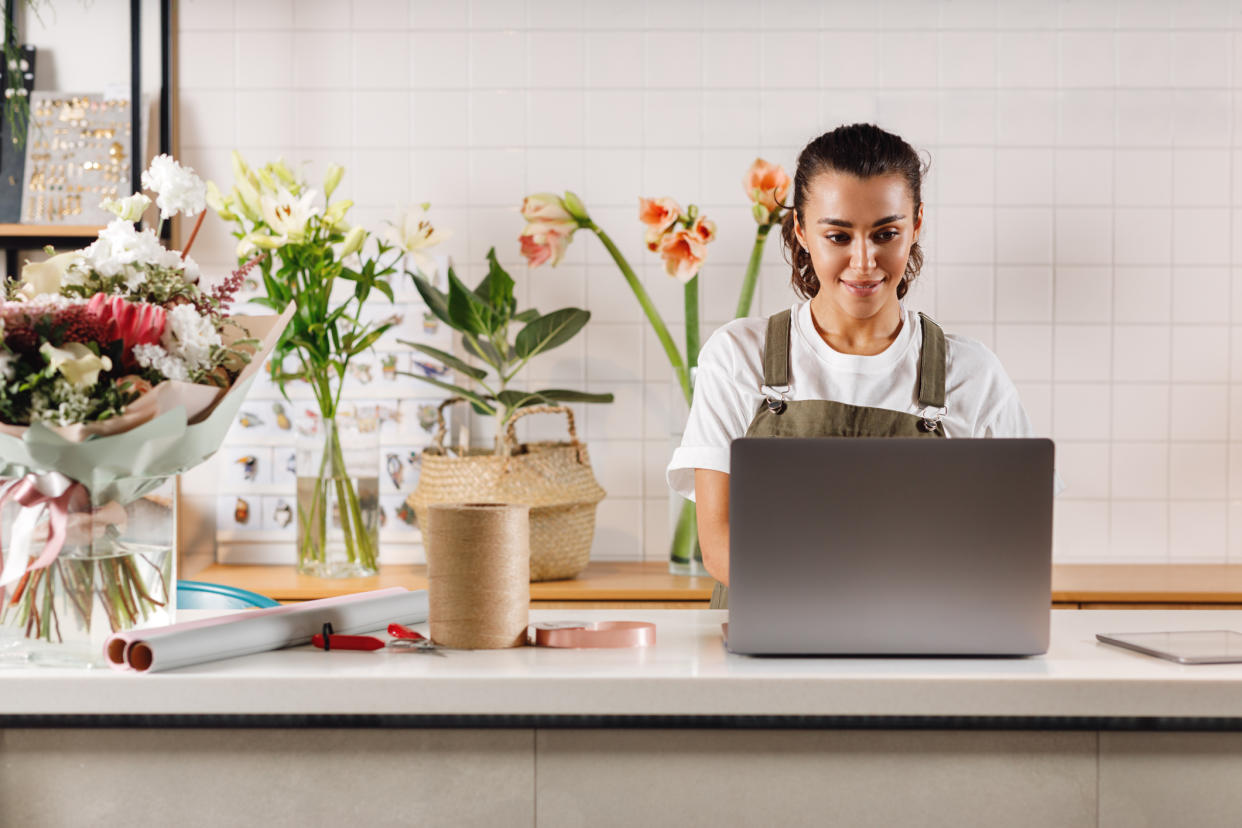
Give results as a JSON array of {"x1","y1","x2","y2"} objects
[
  {"x1": 763, "y1": 309, "x2": 792, "y2": 388},
  {"x1": 916, "y1": 312, "x2": 946, "y2": 409}
]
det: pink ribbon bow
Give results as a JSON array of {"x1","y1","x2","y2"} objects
[{"x1": 0, "y1": 474, "x2": 88, "y2": 604}]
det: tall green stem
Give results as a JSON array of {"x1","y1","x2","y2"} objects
[
  {"x1": 587, "y1": 221, "x2": 691, "y2": 405},
  {"x1": 735, "y1": 223, "x2": 774, "y2": 319},
  {"x1": 684, "y1": 274, "x2": 699, "y2": 370}
]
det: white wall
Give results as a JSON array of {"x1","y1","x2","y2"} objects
[{"x1": 170, "y1": 0, "x2": 1242, "y2": 564}]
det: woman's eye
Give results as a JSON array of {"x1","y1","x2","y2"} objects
[
  {"x1": 825, "y1": 233, "x2": 849, "y2": 244},
  {"x1": 875, "y1": 230, "x2": 898, "y2": 241}
]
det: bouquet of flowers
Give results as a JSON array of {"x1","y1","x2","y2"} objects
[
  {"x1": 207, "y1": 154, "x2": 415, "y2": 578},
  {"x1": 0, "y1": 155, "x2": 291, "y2": 665},
  {"x1": 517, "y1": 158, "x2": 791, "y2": 573}
]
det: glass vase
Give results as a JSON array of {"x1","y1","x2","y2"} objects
[
  {"x1": 295, "y1": 409, "x2": 380, "y2": 577},
  {"x1": 669, "y1": 368, "x2": 707, "y2": 576},
  {"x1": 0, "y1": 477, "x2": 176, "y2": 668}
]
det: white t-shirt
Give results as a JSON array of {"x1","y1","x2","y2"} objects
[{"x1": 667, "y1": 301, "x2": 1040, "y2": 501}]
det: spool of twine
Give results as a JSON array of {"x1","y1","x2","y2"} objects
[{"x1": 425, "y1": 503, "x2": 531, "y2": 649}]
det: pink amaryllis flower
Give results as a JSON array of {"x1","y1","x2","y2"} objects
[
  {"x1": 520, "y1": 193, "x2": 575, "y2": 225},
  {"x1": 638, "y1": 197, "x2": 681, "y2": 250},
  {"x1": 518, "y1": 222, "x2": 575, "y2": 268},
  {"x1": 743, "y1": 158, "x2": 791, "y2": 217},
  {"x1": 87, "y1": 294, "x2": 167, "y2": 364},
  {"x1": 690, "y1": 215, "x2": 716, "y2": 244},
  {"x1": 658, "y1": 228, "x2": 707, "y2": 284}
]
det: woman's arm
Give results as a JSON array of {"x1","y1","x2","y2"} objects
[{"x1": 695, "y1": 468, "x2": 730, "y2": 586}]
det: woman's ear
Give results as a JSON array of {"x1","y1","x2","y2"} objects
[
  {"x1": 793, "y1": 214, "x2": 808, "y2": 251},
  {"x1": 913, "y1": 202, "x2": 924, "y2": 242}
]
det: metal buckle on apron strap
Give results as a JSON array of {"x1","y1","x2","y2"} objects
[
  {"x1": 918, "y1": 405, "x2": 947, "y2": 433},
  {"x1": 762, "y1": 385, "x2": 790, "y2": 415}
]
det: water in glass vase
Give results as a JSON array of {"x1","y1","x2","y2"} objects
[
  {"x1": 0, "y1": 483, "x2": 176, "y2": 668},
  {"x1": 295, "y1": 411, "x2": 381, "y2": 578}
]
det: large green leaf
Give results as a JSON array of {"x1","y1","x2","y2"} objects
[
  {"x1": 533, "y1": 389, "x2": 615, "y2": 404},
  {"x1": 447, "y1": 269, "x2": 493, "y2": 336},
  {"x1": 496, "y1": 389, "x2": 545, "y2": 409},
  {"x1": 514, "y1": 308, "x2": 590, "y2": 359},
  {"x1": 411, "y1": 272, "x2": 452, "y2": 328},
  {"x1": 395, "y1": 372, "x2": 496, "y2": 415},
  {"x1": 463, "y1": 334, "x2": 505, "y2": 369},
  {"x1": 474, "y1": 248, "x2": 516, "y2": 322},
  {"x1": 397, "y1": 340, "x2": 488, "y2": 381},
  {"x1": 512, "y1": 308, "x2": 540, "y2": 324}
]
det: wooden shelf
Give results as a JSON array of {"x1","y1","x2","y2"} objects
[
  {"x1": 0, "y1": 223, "x2": 103, "y2": 238},
  {"x1": 191, "y1": 560, "x2": 717, "y2": 604},
  {"x1": 189, "y1": 561, "x2": 1242, "y2": 608}
]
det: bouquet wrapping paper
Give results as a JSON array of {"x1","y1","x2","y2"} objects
[{"x1": 107, "y1": 586, "x2": 428, "y2": 673}]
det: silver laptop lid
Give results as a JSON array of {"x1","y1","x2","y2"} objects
[{"x1": 727, "y1": 438, "x2": 1054, "y2": 656}]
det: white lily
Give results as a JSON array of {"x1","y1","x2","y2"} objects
[
  {"x1": 384, "y1": 204, "x2": 451, "y2": 271},
  {"x1": 261, "y1": 188, "x2": 319, "y2": 243}
]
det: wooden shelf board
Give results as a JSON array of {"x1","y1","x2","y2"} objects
[{"x1": 0, "y1": 223, "x2": 104, "y2": 239}]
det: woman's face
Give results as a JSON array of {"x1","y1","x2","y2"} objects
[{"x1": 794, "y1": 170, "x2": 923, "y2": 322}]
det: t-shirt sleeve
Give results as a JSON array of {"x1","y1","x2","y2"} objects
[{"x1": 666, "y1": 331, "x2": 760, "y2": 502}]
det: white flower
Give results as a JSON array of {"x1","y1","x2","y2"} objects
[
  {"x1": 19, "y1": 250, "x2": 81, "y2": 298},
  {"x1": 100, "y1": 193, "x2": 151, "y2": 222},
  {"x1": 384, "y1": 204, "x2": 451, "y2": 271},
  {"x1": 160, "y1": 304, "x2": 221, "y2": 374},
  {"x1": 132, "y1": 343, "x2": 189, "y2": 382},
  {"x1": 0, "y1": 351, "x2": 15, "y2": 382},
  {"x1": 260, "y1": 187, "x2": 319, "y2": 242},
  {"x1": 30, "y1": 379, "x2": 94, "y2": 426},
  {"x1": 81, "y1": 219, "x2": 167, "y2": 278},
  {"x1": 141, "y1": 154, "x2": 207, "y2": 220},
  {"x1": 39, "y1": 342, "x2": 112, "y2": 390}
]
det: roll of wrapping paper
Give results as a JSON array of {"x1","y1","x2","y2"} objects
[
  {"x1": 105, "y1": 587, "x2": 428, "y2": 673},
  {"x1": 426, "y1": 503, "x2": 530, "y2": 649}
]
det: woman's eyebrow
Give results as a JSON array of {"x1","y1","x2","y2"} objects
[{"x1": 817, "y1": 214, "x2": 905, "y2": 228}]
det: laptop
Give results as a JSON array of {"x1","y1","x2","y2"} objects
[{"x1": 725, "y1": 437, "x2": 1055, "y2": 657}]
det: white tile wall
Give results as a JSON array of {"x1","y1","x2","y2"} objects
[{"x1": 172, "y1": 0, "x2": 1242, "y2": 563}]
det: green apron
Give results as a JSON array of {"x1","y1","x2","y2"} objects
[{"x1": 708, "y1": 309, "x2": 948, "y2": 609}]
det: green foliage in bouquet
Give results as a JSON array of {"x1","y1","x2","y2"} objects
[{"x1": 402, "y1": 248, "x2": 613, "y2": 455}]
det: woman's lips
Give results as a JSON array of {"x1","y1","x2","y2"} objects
[{"x1": 840, "y1": 278, "x2": 884, "y2": 297}]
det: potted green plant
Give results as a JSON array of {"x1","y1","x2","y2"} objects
[{"x1": 401, "y1": 248, "x2": 614, "y2": 581}]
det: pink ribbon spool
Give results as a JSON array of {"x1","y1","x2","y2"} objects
[{"x1": 530, "y1": 621, "x2": 656, "y2": 649}]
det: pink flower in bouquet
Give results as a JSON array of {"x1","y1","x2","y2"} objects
[
  {"x1": 658, "y1": 228, "x2": 707, "y2": 284},
  {"x1": 638, "y1": 197, "x2": 681, "y2": 250},
  {"x1": 743, "y1": 158, "x2": 791, "y2": 215},
  {"x1": 87, "y1": 294, "x2": 167, "y2": 363},
  {"x1": 518, "y1": 222, "x2": 574, "y2": 268}
]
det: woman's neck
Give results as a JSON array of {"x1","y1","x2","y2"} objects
[{"x1": 808, "y1": 293, "x2": 904, "y2": 356}]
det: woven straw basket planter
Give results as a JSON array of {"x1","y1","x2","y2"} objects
[{"x1": 406, "y1": 403, "x2": 606, "y2": 581}]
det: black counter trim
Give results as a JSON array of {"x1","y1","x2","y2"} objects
[{"x1": 6, "y1": 714, "x2": 1242, "y2": 731}]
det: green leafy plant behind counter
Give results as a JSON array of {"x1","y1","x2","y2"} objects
[{"x1": 402, "y1": 248, "x2": 613, "y2": 455}]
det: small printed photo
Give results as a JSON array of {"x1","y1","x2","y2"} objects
[
  {"x1": 400, "y1": 398, "x2": 446, "y2": 443},
  {"x1": 270, "y1": 447, "x2": 298, "y2": 487},
  {"x1": 342, "y1": 358, "x2": 378, "y2": 396},
  {"x1": 380, "y1": 446, "x2": 422, "y2": 494},
  {"x1": 217, "y1": 494, "x2": 257, "y2": 532},
  {"x1": 220, "y1": 447, "x2": 272, "y2": 488},
  {"x1": 379, "y1": 493, "x2": 421, "y2": 536},
  {"x1": 263, "y1": 496, "x2": 296, "y2": 534},
  {"x1": 376, "y1": 402, "x2": 403, "y2": 439}
]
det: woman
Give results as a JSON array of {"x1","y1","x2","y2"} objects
[{"x1": 667, "y1": 123, "x2": 1040, "y2": 609}]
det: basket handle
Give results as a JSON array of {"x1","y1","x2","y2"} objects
[
  {"x1": 431, "y1": 397, "x2": 465, "y2": 453},
  {"x1": 504, "y1": 405, "x2": 588, "y2": 464}
]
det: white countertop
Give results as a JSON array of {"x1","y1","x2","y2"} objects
[{"x1": 6, "y1": 609, "x2": 1242, "y2": 719}]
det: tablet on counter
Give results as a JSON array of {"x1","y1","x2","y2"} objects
[{"x1": 1096, "y1": 630, "x2": 1242, "y2": 664}]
